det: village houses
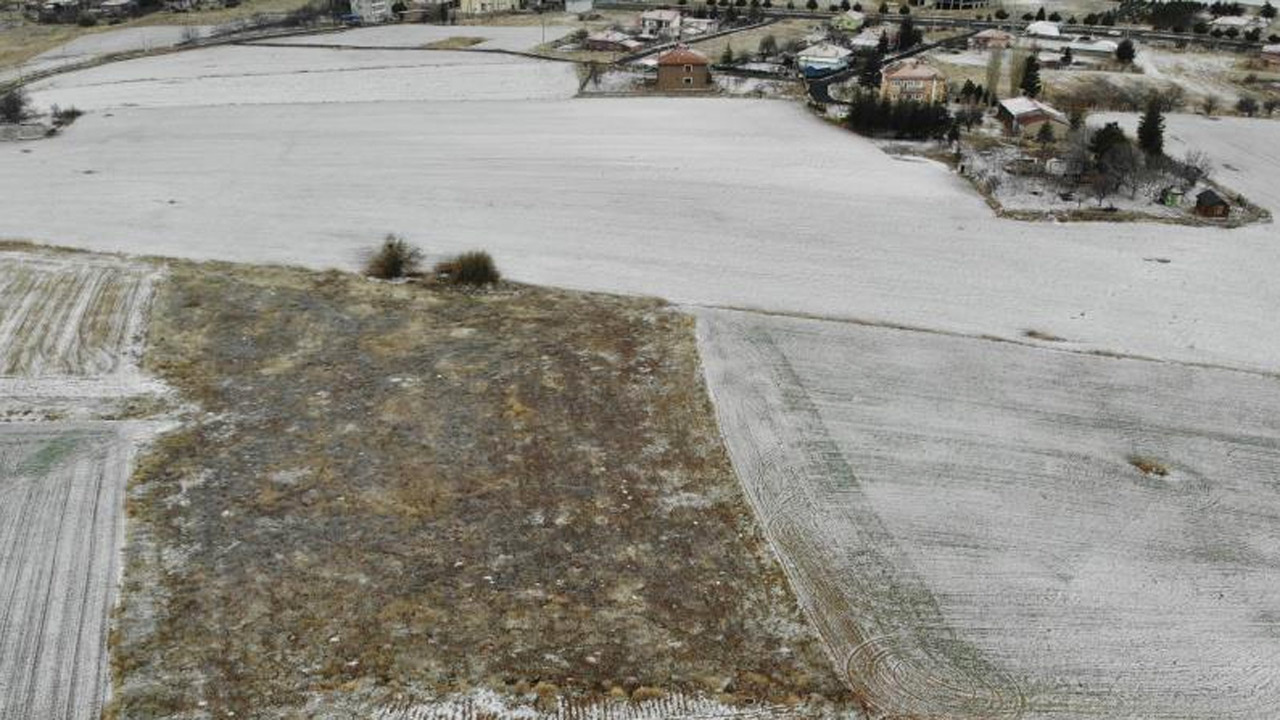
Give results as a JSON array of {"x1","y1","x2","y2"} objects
[{"x1": 996, "y1": 97, "x2": 1069, "y2": 138}]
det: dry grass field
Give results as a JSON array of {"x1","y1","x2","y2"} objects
[{"x1": 107, "y1": 260, "x2": 848, "y2": 718}]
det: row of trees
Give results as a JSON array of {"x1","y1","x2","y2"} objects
[{"x1": 844, "y1": 91, "x2": 954, "y2": 140}]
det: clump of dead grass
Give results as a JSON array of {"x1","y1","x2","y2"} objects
[
  {"x1": 1128, "y1": 455, "x2": 1170, "y2": 477},
  {"x1": 1023, "y1": 329, "x2": 1065, "y2": 342}
]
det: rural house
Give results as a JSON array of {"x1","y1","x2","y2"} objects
[
  {"x1": 639, "y1": 9, "x2": 682, "y2": 40},
  {"x1": 797, "y1": 42, "x2": 853, "y2": 76},
  {"x1": 997, "y1": 97, "x2": 1069, "y2": 138},
  {"x1": 584, "y1": 30, "x2": 642, "y2": 52},
  {"x1": 350, "y1": 0, "x2": 393, "y2": 21},
  {"x1": 969, "y1": 29, "x2": 1014, "y2": 50},
  {"x1": 833, "y1": 9, "x2": 866, "y2": 32},
  {"x1": 459, "y1": 0, "x2": 517, "y2": 13},
  {"x1": 655, "y1": 46, "x2": 712, "y2": 91},
  {"x1": 849, "y1": 25, "x2": 898, "y2": 53},
  {"x1": 880, "y1": 58, "x2": 946, "y2": 103},
  {"x1": 1195, "y1": 189, "x2": 1230, "y2": 218},
  {"x1": 681, "y1": 17, "x2": 719, "y2": 37}
]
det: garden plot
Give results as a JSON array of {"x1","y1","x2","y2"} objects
[
  {"x1": 24, "y1": 44, "x2": 577, "y2": 110},
  {"x1": 0, "y1": 423, "x2": 143, "y2": 720},
  {"x1": 4, "y1": 93, "x2": 1280, "y2": 374},
  {"x1": 0, "y1": 250, "x2": 159, "y2": 401},
  {"x1": 696, "y1": 307, "x2": 1280, "y2": 719},
  {"x1": 254, "y1": 23, "x2": 573, "y2": 51}
]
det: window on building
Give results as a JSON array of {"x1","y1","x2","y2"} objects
[
  {"x1": 683, "y1": 64, "x2": 693, "y2": 72},
  {"x1": 683, "y1": 77, "x2": 693, "y2": 85}
]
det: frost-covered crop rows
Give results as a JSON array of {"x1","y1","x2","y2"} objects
[
  {"x1": 0, "y1": 249, "x2": 162, "y2": 720},
  {"x1": 0, "y1": 425, "x2": 140, "y2": 720},
  {"x1": 697, "y1": 307, "x2": 1280, "y2": 719},
  {"x1": 0, "y1": 252, "x2": 155, "y2": 380}
]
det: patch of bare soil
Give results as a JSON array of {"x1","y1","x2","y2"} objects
[{"x1": 107, "y1": 261, "x2": 846, "y2": 718}]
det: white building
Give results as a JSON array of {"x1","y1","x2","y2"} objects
[
  {"x1": 639, "y1": 9, "x2": 682, "y2": 39},
  {"x1": 459, "y1": 0, "x2": 520, "y2": 13},
  {"x1": 797, "y1": 42, "x2": 853, "y2": 73},
  {"x1": 350, "y1": 0, "x2": 393, "y2": 21}
]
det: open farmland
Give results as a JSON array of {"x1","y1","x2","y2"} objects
[
  {"x1": 253, "y1": 23, "x2": 575, "y2": 51},
  {"x1": 22, "y1": 45, "x2": 578, "y2": 109},
  {"x1": 696, "y1": 307, "x2": 1280, "y2": 719},
  {"x1": 0, "y1": 248, "x2": 166, "y2": 720},
  {"x1": 0, "y1": 250, "x2": 156, "y2": 380},
  {"x1": 5, "y1": 68, "x2": 1280, "y2": 373}
]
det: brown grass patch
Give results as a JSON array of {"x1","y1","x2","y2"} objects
[
  {"x1": 1129, "y1": 455, "x2": 1170, "y2": 477},
  {"x1": 108, "y1": 259, "x2": 845, "y2": 717}
]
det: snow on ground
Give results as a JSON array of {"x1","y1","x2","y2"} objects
[
  {"x1": 372, "y1": 690, "x2": 818, "y2": 720},
  {"x1": 696, "y1": 307, "x2": 1280, "y2": 719},
  {"x1": 4, "y1": 87, "x2": 1280, "y2": 374},
  {"x1": 24, "y1": 45, "x2": 578, "y2": 109},
  {"x1": 1096, "y1": 112, "x2": 1280, "y2": 213},
  {"x1": 0, "y1": 423, "x2": 144, "y2": 720},
  {"x1": 0, "y1": 249, "x2": 165, "y2": 720},
  {"x1": 1131, "y1": 47, "x2": 1244, "y2": 104},
  {"x1": 254, "y1": 23, "x2": 573, "y2": 52},
  {"x1": 0, "y1": 25, "x2": 210, "y2": 84}
]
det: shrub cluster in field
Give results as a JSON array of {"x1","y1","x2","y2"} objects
[{"x1": 365, "y1": 236, "x2": 500, "y2": 286}]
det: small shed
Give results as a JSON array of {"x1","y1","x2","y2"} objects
[
  {"x1": 1195, "y1": 189, "x2": 1229, "y2": 218},
  {"x1": 655, "y1": 46, "x2": 712, "y2": 91}
]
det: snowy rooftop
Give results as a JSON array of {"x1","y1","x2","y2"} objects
[
  {"x1": 999, "y1": 96, "x2": 1067, "y2": 123},
  {"x1": 799, "y1": 42, "x2": 853, "y2": 59},
  {"x1": 1026, "y1": 21, "x2": 1061, "y2": 37}
]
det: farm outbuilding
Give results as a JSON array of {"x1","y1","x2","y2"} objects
[
  {"x1": 997, "y1": 97, "x2": 1069, "y2": 138},
  {"x1": 1195, "y1": 189, "x2": 1230, "y2": 218}
]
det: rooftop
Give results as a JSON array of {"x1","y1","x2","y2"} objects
[{"x1": 657, "y1": 46, "x2": 710, "y2": 66}]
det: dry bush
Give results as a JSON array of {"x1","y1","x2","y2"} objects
[
  {"x1": 364, "y1": 234, "x2": 423, "y2": 279},
  {"x1": 450, "y1": 250, "x2": 501, "y2": 286}
]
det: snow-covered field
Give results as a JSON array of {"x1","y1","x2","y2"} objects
[
  {"x1": 0, "y1": 251, "x2": 156, "y2": 379},
  {"x1": 0, "y1": 249, "x2": 164, "y2": 720},
  {"x1": 0, "y1": 25, "x2": 209, "y2": 84},
  {"x1": 5, "y1": 81, "x2": 1280, "y2": 373},
  {"x1": 254, "y1": 23, "x2": 573, "y2": 51},
  {"x1": 697, "y1": 307, "x2": 1280, "y2": 719},
  {"x1": 0, "y1": 424, "x2": 141, "y2": 720},
  {"x1": 24, "y1": 45, "x2": 578, "y2": 109}
]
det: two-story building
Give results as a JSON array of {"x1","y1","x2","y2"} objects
[{"x1": 879, "y1": 58, "x2": 946, "y2": 103}]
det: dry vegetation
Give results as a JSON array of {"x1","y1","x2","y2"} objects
[{"x1": 108, "y1": 260, "x2": 846, "y2": 718}]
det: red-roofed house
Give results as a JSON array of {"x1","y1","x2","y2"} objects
[{"x1": 656, "y1": 46, "x2": 712, "y2": 91}]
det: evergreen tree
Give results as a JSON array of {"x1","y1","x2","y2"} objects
[
  {"x1": 1263, "y1": 1, "x2": 1277, "y2": 19},
  {"x1": 899, "y1": 16, "x2": 918, "y2": 49},
  {"x1": 877, "y1": 29, "x2": 890, "y2": 53},
  {"x1": 1020, "y1": 54, "x2": 1041, "y2": 97},
  {"x1": 860, "y1": 50, "x2": 884, "y2": 87},
  {"x1": 1137, "y1": 97, "x2": 1164, "y2": 156},
  {"x1": 721, "y1": 43, "x2": 735, "y2": 64},
  {"x1": 1116, "y1": 38, "x2": 1136, "y2": 64},
  {"x1": 1035, "y1": 6, "x2": 1045, "y2": 20},
  {"x1": 1035, "y1": 121, "x2": 1055, "y2": 149},
  {"x1": 1089, "y1": 122, "x2": 1128, "y2": 162}
]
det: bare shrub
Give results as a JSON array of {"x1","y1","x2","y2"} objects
[
  {"x1": 364, "y1": 234, "x2": 423, "y2": 279},
  {"x1": 450, "y1": 251, "x2": 501, "y2": 286}
]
